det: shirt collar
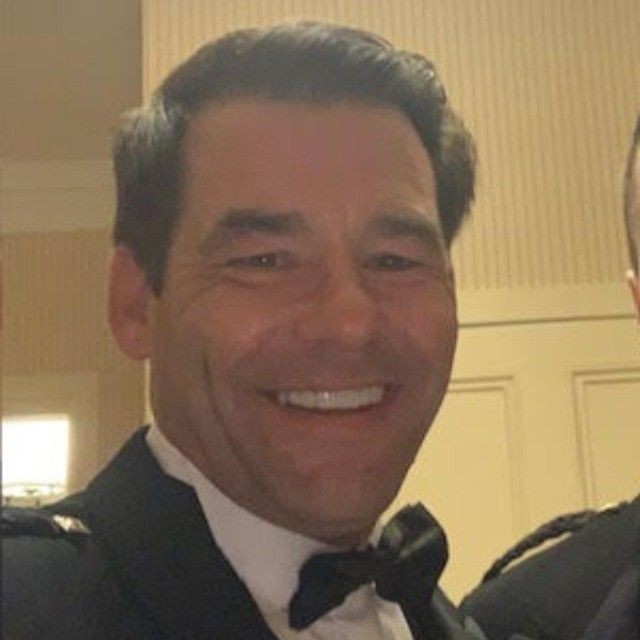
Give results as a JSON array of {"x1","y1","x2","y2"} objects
[{"x1": 146, "y1": 424, "x2": 341, "y2": 612}]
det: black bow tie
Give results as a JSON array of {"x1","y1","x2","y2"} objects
[{"x1": 288, "y1": 503, "x2": 448, "y2": 631}]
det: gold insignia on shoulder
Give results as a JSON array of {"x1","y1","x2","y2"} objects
[
  {"x1": 51, "y1": 514, "x2": 91, "y2": 535},
  {"x1": 597, "y1": 501, "x2": 628, "y2": 515}
]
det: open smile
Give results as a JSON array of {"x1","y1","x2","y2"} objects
[{"x1": 275, "y1": 386, "x2": 386, "y2": 411}]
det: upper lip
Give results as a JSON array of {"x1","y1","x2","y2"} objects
[{"x1": 265, "y1": 382, "x2": 390, "y2": 392}]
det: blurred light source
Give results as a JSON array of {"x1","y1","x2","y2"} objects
[{"x1": 2, "y1": 415, "x2": 70, "y2": 502}]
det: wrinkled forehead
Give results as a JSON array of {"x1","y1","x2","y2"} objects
[{"x1": 182, "y1": 97, "x2": 437, "y2": 209}]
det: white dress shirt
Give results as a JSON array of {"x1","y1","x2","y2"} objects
[{"x1": 146, "y1": 425, "x2": 414, "y2": 640}]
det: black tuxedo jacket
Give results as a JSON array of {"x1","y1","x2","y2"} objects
[
  {"x1": 460, "y1": 495, "x2": 640, "y2": 640},
  {"x1": 3, "y1": 427, "x2": 453, "y2": 640},
  {"x1": 3, "y1": 428, "x2": 292, "y2": 639}
]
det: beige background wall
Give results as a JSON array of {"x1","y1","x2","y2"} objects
[
  {"x1": 2, "y1": 0, "x2": 145, "y2": 489},
  {"x1": 2, "y1": 162, "x2": 145, "y2": 490}
]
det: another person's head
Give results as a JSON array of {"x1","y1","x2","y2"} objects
[
  {"x1": 108, "y1": 22, "x2": 476, "y2": 545},
  {"x1": 624, "y1": 112, "x2": 640, "y2": 319}
]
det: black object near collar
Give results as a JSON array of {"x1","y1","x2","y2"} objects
[{"x1": 288, "y1": 502, "x2": 448, "y2": 631}]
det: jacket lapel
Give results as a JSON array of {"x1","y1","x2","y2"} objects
[{"x1": 83, "y1": 427, "x2": 278, "y2": 640}]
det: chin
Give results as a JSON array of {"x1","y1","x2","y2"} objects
[{"x1": 286, "y1": 477, "x2": 399, "y2": 543}]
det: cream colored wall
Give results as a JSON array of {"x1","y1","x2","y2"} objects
[
  {"x1": 142, "y1": 0, "x2": 640, "y2": 599},
  {"x1": 1, "y1": 0, "x2": 141, "y2": 161},
  {"x1": 392, "y1": 316, "x2": 640, "y2": 598},
  {"x1": 2, "y1": 1, "x2": 143, "y2": 492},
  {"x1": 1, "y1": 163, "x2": 146, "y2": 492}
]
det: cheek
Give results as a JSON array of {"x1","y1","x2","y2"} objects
[
  {"x1": 392, "y1": 297, "x2": 457, "y2": 437},
  {"x1": 151, "y1": 295, "x2": 232, "y2": 409},
  {"x1": 182, "y1": 295, "x2": 291, "y2": 419},
  {"x1": 170, "y1": 292, "x2": 258, "y2": 373},
  {"x1": 396, "y1": 294, "x2": 458, "y2": 364},
  {"x1": 198, "y1": 289, "x2": 288, "y2": 356}
]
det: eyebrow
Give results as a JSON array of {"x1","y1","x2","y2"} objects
[
  {"x1": 197, "y1": 207, "x2": 446, "y2": 256},
  {"x1": 367, "y1": 211, "x2": 446, "y2": 253},
  {"x1": 198, "y1": 208, "x2": 308, "y2": 254}
]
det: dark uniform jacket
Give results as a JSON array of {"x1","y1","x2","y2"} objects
[
  {"x1": 3, "y1": 427, "x2": 479, "y2": 640},
  {"x1": 460, "y1": 495, "x2": 640, "y2": 640},
  {"x1": 3, "y1": 428, "x2": 282, "y2": 639}
]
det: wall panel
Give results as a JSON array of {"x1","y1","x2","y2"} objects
[
  {"x1": 391, "y1": 375, "x2": 523, "y2": 597},
  {"x1": 573, "y1": 367, "x2": 640, "y2": 505},
  {"x1": 412, "y1": 317, "x2": 640, "y2": 599}
]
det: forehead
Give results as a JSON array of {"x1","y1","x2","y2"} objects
[{"x1": 181, "y1": 99, "x2": 436, "y2": 216}]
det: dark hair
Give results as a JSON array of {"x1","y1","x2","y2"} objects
[
  {"x1": 623, "y1": 112, "x2": 640, "y2": 273},
  {"x1": 113, "y1": 21, "x2": 476, "y2": 294}
]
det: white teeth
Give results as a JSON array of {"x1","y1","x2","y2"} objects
[{"x1": 277, "y1": 386, "x2": 384, "y2": 411}]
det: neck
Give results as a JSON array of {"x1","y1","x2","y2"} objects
[
  {"x1": 309, "y1": 524, "x2": 375, "y2": 549},
  {"x1": 236, "y1": 496, "x2": 377, "y2": 549}
]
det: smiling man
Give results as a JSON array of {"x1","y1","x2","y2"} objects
[
  {"x1": 135, "y1": 100, "x2": 458, "y2": 548},
  {"x1": 3, "y1": 22, "x2": 477, "y2": 640}
]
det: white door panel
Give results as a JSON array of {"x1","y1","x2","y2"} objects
[{"x1": 389, "y1": 316, "x2": 640, "y2": 600}]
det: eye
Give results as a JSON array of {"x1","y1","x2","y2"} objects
[
  {"x1": 366, "y1": 253, "x2": 423, "y2": 271},
  {"x1": 225, "y1": 252, "x2": 293, "y2": 269}
]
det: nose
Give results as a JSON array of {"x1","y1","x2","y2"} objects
[{"x1": 296, "y1": 261, "x2": 379, "y2": 349}]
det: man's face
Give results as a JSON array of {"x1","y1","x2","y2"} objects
[{"x1": 148, "y1": 100, "x2": 458, "y2": 544}]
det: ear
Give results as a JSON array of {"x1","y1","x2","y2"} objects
[
  {"x1": 626, "y1": 269, "x2": 640, "y2": 322},
  {"x1": 108, "y1": 245, "x2": 154, "y2": 360}
]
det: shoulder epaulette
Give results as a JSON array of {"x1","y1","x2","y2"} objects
[
  {"x1": 2, "y1": 507, "x2": 91, "y2": 539},
  {"x1": 481, "y1": 501, "x2": 628, "y2": 582}
]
